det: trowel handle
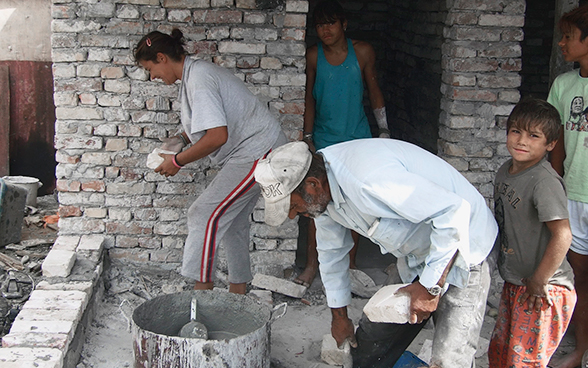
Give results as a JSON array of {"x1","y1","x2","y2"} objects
[{"x1": 190, "y1": 297, "x2": 197, "y2": 321}]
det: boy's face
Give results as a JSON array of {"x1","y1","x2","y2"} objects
[
  {"x1": 558, "y1": 26, "x2": 588, "y2": 63},
  {"x1": 506, "y1": 125, "x2": 556, "y2": 173},
  {"x1": 316, "y1": 18, "x2": 347, "y2": 46}
]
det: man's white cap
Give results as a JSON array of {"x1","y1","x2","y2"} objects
[{"x1": 254, "y1": 142, "x2": 312, "y2": 226}]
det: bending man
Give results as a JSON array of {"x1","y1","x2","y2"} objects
[{"x1": 254, "y1": 140, "x2": 498, "y2": 367}]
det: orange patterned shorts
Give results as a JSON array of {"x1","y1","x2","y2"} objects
[{"x1": 488, "y1": 282, "x2": 576, "y2": 368}]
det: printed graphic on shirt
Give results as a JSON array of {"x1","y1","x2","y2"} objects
[
  {"x1": 566, "y1": 96, "x2": 588, "y2": 131},
  {"x1": 494, "y1": 197, "x2": 514, "y2": 257}
]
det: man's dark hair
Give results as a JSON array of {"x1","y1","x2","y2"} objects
[
  {"x1": 506, "y1": 99, "x2": 561, "y2": 144},
  {"x1": 293, "y1": 152, "x2": 327, "y2": 195},
  {"x1": 312, "y1": 0, "x2": 347, "y2": 26}
]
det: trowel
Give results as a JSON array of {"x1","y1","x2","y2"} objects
[{"x1": 179, "y1": 296, "x2": 208, "y2": 339}]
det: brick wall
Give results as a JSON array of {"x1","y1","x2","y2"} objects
[
  {"x1": 51, "y1": 0, "x2": 528, "y2": 269},
  {"x1": 51, "y1": 0, "x2": 308, "y2": 276}
]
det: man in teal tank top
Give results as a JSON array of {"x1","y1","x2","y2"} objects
[{"x1": 296, "y1": 0, "x2": 389, "y2": 288}]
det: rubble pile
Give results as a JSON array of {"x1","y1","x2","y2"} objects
[{"x1": 0, "y1": 195, "x2": 58, "y2": 337}]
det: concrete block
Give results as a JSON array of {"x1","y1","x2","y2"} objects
[
  {"x1": 248, "y1": 289, "x2": 273, "y2": 307},
  {"x1": 321, "y1": 333, "x2": 352, "y2": 368},
  {"x1": 251, "y1": 273, "x2": 306, "y2": 298},
  {"x1": 0, "y1": 179, "x2": 27, "y2": 246},
  {"x1": 363, "y1": 284, "x2": 411, "y2": 323},
  {"x1": 42, "y1": 249, "x2": 76, "y2": 277}
]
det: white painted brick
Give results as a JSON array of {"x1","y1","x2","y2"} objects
[
  {"x1": 55, "y1": 135, "x2": 103, "y2": 150},
  {"x1": 251, "y1": 273, "x2": 306, "y2": 298},
  {"x1": 15, "y1": 308, "x2": 79, "y2": 322},
  {"x1": 25, "y1": 290, "x2": 88, "y2": 312},
  {"x1": 363, "y1": 284, "x2": 411, "y2": 324},
  {"x1": 42, "y1": 250, "x2": 76, "y2": 277},
  {"x1": 52, "y1": 64, "x2": 75, "y2": 79},
  {"x1": 78, "y1": 93, "x2": 97, "y2": 105},
  {"x1": 9, "y1": 319, "x2": 76, "y2": 337},
  {"x1": 218, "y1": 41, "x2": 265, "y2": 54},
  {"x1": 81, "y1": 152, "x2": 112, "y2": 165},
  {"x1": 1, "y1": 332, "x2": 70, "y2": 350},
  {"x1": 88, "y1": 48, "x2": 112, "y2": 62},
  {"x1": 85, "y1": 207, "x2": 108, "y2": 218},
  {"x1": 98, "y1": 94, "x2": 122, "y2": 107},
  {"x1": 93, "y1": 123, "x2": 118, "y2": 136},
  {"x1": 0, "y1": 347, "x2": 63, "y2": 368},
  {"x1": 52, "y1": 20, "x2": 101, "y2": 33},
  {"x1": 321, "y1": 334, "x2": 352, "y2": 368},
  {"x1": 53, "y1": 92, "x2": 77, "y2": 106},
  {"x1": 104, "y1": 79, "x2": 131, "y2": 93},
  {"x1": 269, "y1": 73, "x2": 305, "y2": 86},
  {"x1": 77, "y1": 64, "x2": 103, "y2": 77},
  {"x1": 55, "y1": 107, "x2": 103, "y2": 120},
  {"x1": 34, "y1": 281, "x2": 93, "y2": 293},
  {"x1": 52, "y1": 49, "x2": 87, "y2": 62},
  {"x1": 78, "y1": 234, "x2": 105, "y2": 252},
  {"x1": 244, "y1": 12, "x2": 266, "y2": 24},
  {"x1": 286, "y1": 1, "x2": 309, "y2": 13},
  {"x1": 118, "y1": 5, "x2": 140, "y2": 19},
  {"x1": 52, "y1": 236, "x2": 80, "y2": 251}
]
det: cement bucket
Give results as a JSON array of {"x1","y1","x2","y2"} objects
[
  {"x1": 132, "y1": 290, "x2": 286, "y2": 368},
  {"x1": 1, "y1": 176, "x2": 42, "y2": 207}
]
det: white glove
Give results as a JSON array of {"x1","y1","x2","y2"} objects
[{"x1": 373, "y1": 107, "x2": 390, "y2": 138}]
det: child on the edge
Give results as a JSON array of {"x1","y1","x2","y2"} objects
[
  {"x1": 547, "y1": 5, "x2": 588, "y2": 367},
  {"x1": 488, "y1": 99, "x2": 577, "y2": 368}
]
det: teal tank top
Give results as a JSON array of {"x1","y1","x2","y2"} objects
[{"x1": 312, "y1": 38, "x2": 372, "y2": 150}]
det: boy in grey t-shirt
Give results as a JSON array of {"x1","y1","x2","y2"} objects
[{"x1": 489, "y1": 99, "x2": 576, "y2": 367}]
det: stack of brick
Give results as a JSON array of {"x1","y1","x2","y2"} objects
[
  {"x1": 0, "y1": 235, "x2": 105, "y2": 368},
  {"x1": 51, "y1": 0, "x2": 308, "y2": 274}
]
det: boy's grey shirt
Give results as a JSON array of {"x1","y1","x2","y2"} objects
[{"x1": 494, "y1": 157, "x2": 574, "y2": 290}]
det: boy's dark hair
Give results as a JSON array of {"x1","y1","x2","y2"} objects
[
  {"x1": 133, "y1": 29, "x2": 186, "y2": 64},
  {"x1": 559, "y1": 5, "x2": 588, "y2": 41},
  {"x1": 506, "y1": 99, "x2": 561, "y2": 144},
  {"x1": 312, "y1": 0, "x2": 347, "y2": 26}
]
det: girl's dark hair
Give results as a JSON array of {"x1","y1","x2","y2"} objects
[
  {"x1": 506, "y1": 98, "x2": 561, "y2": 144},
  {"x1": 559, "y1": 5, "x2": 588, "y2": 40},
  {"x1": 312, "y1": 0, "x2": 347, "y2": 26},
  {"x1": 133, "y1": 29, "x2": 186, "y2": 64}
]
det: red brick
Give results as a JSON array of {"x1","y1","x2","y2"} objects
[
  {"x1": 59, "y1": 206, "x2": 83, "y2": 218},
  {"x1": 56, "y1": 180, "x2": 81, "y2": 192},
  {"x1": 81, "y1": 181, "x2": 106, "y2": 192},
  {"x1": 106, "y1": 221, "x2": 152, "y2": 235}
]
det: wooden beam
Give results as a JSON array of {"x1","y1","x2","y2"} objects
[{"x1": 0, "y1": 65, "x2": 9, "y2": 177}]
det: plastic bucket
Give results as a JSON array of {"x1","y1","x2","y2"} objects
[{"x1": 1, "y1": 176, "x2": 42, "y2": 207}]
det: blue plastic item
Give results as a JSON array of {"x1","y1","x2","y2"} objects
[{"x1": 392, "y1": 351, "x2": 429, "y2": 368}]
